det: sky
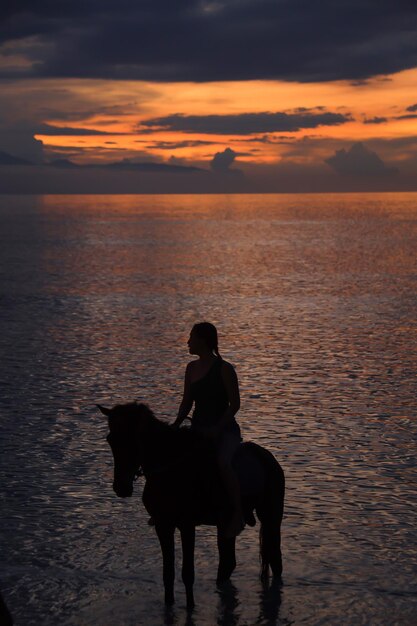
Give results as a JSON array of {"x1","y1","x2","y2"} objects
[{"x1": 1, "y1": 0, "x2": 417, "y2": 192}]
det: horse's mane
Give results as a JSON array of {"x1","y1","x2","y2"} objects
[
  {"x1": 112, "y1": 402, "x2": 163, "y2": 426},
  {"x1": 119, "y1": 402, "x2": 196, "y2": 446},
  {"x1": 135, "y1": 403, "x2": 176, "y2": 432},
  {"x1": 110, "y1": 402, "x2": 210, "y2": 466}
]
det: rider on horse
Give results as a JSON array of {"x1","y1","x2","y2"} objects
[{"x1": 172, "y1": 322, "x2": 245, "y2": 537}]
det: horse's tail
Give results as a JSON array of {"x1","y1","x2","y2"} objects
[{"x1": 249, "y1": 443, "x2": 285, "y2": 580}]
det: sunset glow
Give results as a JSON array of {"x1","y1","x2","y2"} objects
[
  {"x1": 1, "y1": 1, "x2": 417, "y2": 192},
  {"x1": 25, "y1": 69, "x2": 417, "y2": 167},
  {"x1": 1, "y1": 4, "x2": 417, "y2": 622}
]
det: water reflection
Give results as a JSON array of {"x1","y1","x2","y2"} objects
[
  {"x1": 0, "y1": 193, "x2": 416, "y2": 625},
  {"x1": 257, "y1": 579, "x2": 283, "y2": 625},
  {"x1": 216, "y1": 581, "x2": 240, "y2": 626},
  {"x1": 157, "y1": 580, "x2": 282, "y2": 626}
]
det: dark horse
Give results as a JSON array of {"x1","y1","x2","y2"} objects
[{"x1": 97, "y1": 402, "x2": 285, "y2": 608}]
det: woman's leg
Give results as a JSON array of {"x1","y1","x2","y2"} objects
[{"x1": 217, "y1": 432, "x2": 245, "y2": 537}]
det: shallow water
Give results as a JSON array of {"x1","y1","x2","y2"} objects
[{"x1": 0, "y1": 193, "x2": 416, "y2": 625}]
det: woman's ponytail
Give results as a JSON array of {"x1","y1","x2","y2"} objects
[{"x1": 213, "y1": 343, "x2": 223, "y2": 360}]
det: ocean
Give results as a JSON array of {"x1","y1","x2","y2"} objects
[{"x1": 0, "y1": 193, "x2": 416, "y2": 625}]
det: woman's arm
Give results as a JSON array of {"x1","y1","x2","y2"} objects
[
  {"x1": 172, "y1": 363, "x2": 193, "y2": 427},
  {"x1": 216, "y1": 362, "x2": 240, "y2": 431}
]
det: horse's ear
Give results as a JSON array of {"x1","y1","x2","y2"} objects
[{"x1": 96, "y1": 404, "x2": 112, "y2": 417}]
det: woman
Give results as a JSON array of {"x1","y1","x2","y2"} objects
[{"x1": 173, "y1": 322, "x2": 244, "y2": 537}]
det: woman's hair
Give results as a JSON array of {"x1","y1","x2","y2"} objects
[{"x1": 192, "y1": 322, "x2": 222, "y2": 359}]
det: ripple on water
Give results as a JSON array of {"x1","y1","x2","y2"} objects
[{"x1": 0, "y1": 193, "x2": 416, "y2": 625}]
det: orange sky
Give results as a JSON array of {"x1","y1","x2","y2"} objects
[{"x1": 30, "y1": 68, "x2": 417, "y2": 166}]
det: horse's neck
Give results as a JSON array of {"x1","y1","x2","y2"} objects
[{"x1": 139, "y1": 420, "x2": 180, "y2": 473}]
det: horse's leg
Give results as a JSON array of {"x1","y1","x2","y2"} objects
[
  {"x1": 216, "y1": 527, "x2": 236, "y2": 584},
  {"x1": 179, "y1": 524, "x2": 195, "y2": 609},
  {"x1": 257, "y1": 468, "x2": 284, "y2": 580},
  {"x1": 155, "y1": 522, "x2": 176, "y2": 605}
]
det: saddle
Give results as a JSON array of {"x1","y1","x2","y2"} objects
[{"x1": 184, "y1": 435, "x2": 257, "y2": 527}]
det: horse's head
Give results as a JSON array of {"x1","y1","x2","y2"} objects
[{"x1": 97, "y1": 402, "x2": 153, "y2": 498}]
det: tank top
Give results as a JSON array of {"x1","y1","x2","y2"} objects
[{"x1": 190, "y1": 358, "x2": 240, "y2": 434}]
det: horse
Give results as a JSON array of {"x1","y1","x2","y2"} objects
[{"x1": 97, "y1": 402, "x2": 285, "y2": 608}]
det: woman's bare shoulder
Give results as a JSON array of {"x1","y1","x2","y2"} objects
[{"x1": 220, "y1": 360, "x2": 237, "y2": 374}]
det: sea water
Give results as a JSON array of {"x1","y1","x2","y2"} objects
[{"x1": 0, "y1": 193, "x2": 416, "y2": 625}]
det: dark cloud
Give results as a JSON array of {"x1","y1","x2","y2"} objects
[
  {"x1": 0, "y1": 80, "x2": 156, "y2": 133},
  {"x1": 240, "y1": 135, "x2": 297, "y2": 146},
  {"x1": 0, "y1": 130, "x2": 44, "y2": 163},
  {"x1": 371, "y1": 135, "x2": 417, "y2": 150},
  {"x1": 395, "y1": 114, "x2": 417, "y2": 121},
  {"x1": 242, "y1": 158, "x2": 415, "y2": 192},
  {"x1": 406, "y1": 103, "x2": 417, "y2": 112},
  {"x1": 38, "y1": 103, "x2": 139, "y2": 122},
  {"x1": 325, "y1": 142, "x2": 398, "y2": 177},
  {"x1": 48, "y1": 158, "x2": 81, "y2": 169},
  {"x1": 140, "y1": 110, "x2": 351, "y2": 135},
  {"x1": 36, "y1": 123, "x2": 127, "y2": 136},
  {"x1": 43, "y1": 145, "x2": 86, "y2": 158},
  {"x1": 0, "y1": 161, "x2": 250, "y2": 195},
  {"x1": 363, "y1": 117, "x2": 388, "y2": 124},
  {"x1": 210, "y1": 147, "x2": 237, "y2": 172},
  {"x1": 0, "y1": 150, "x2": 32, "y2": 165},
  {"x1": 1, "y1": 1, "x2": 416, "y2": 82},
  {"x1": 41, "y1": 144, "x2": 165, "y2": 165},
  {"x1": 138, "y1": 139, "x2": 217, "y2": 150},
  {"x1": 3, "y1": 155, "x2": 414, "y2": 194},
  {"x1": 104, "y1": 158, "x2": 201, "y2": 173}
]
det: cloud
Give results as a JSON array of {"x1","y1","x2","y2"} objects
[
  {"x1": 245, "y1": 135, "x2": 296, "y2": 144},
  {"x1": 138, "y1": 139, "x2": 217, "y2": 150},
  {"x1": 48, "y1": 158, "x2": 81, "y2": 169},
  {"x1": 0, "y1": 80, "x2": 155, "y2": 131},
  {"x1": 406, "y1": 103, "x2": 417, "y2": 112},
  {"x1": 0, "y1": 163, "x2": 249, "y2": 194},
  {"x1": 325, "y1": 142, "x2": 397, "y2": 177},
  {"x1": 363, "y1": 117, "x2": 388, "y2": 124},
  {"x1": 0, "y1": 130, "x2": 44, "y2": 163},
  {"x1": 210, "y1": 147, "x2": 237, "y2": 172},
  {"x1": 370, "y1": 135, "x2": 417, "y2": 151},
  {"x1": 1, "y1": 147, "x2": 415, "y2": 193},
  {"x1": 1, "y1": 1, "x2": 416, "y2": 83},
  {"x1": 38, "y1": 103, "x2": 140, "y2": 122},
  {"x1": 0, "y1": 150, "x2": 32, "y2": 165},
  {"x1": 140, "y1": 110, "x2": 351, "y2": 135},
  {"x1": 104, "y1": 158, "x2": 201, "y2": 173},
  {"x1": 35, "y1": 123, "x2": 127, "y2": 136},
  {"x1": 395, "y1": 114, "x2": 417, "y2": 121}
]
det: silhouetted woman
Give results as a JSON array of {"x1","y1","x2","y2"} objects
[{"x1": 173, "y1": 322, "x2": 244, "y2": 536}]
